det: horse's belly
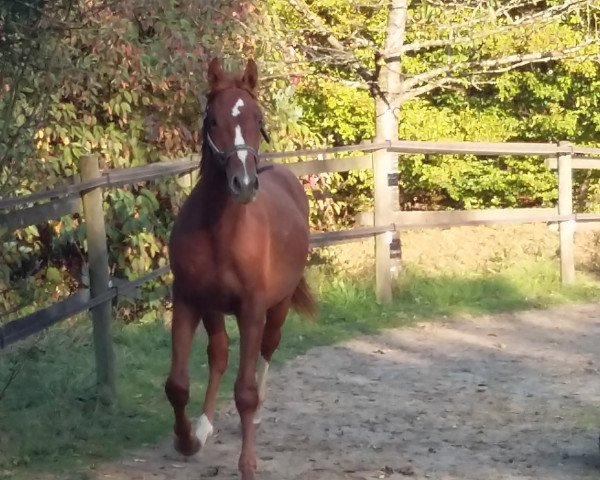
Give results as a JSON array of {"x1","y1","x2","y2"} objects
[
  {"x1": 173, "y1": 252, "x2": 305, "y2": 315},
  {"x1": 174, "y1": 268, "x2": 241, "y2": 314}
]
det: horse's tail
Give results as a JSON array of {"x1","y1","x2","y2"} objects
[{"x1": 291, "y1": 276, "x2": 317, "y2": 321}]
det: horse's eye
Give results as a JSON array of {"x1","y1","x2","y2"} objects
[{"x1": 203, "y1": 113, "x2": 217, "y2": 129}]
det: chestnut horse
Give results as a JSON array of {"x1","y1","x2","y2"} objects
[{"x1": 165, "y1": 58, "x2": 316, "y2": 479}]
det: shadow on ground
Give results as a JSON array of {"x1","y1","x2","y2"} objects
[
  {"x1": 2, "y1": 273, "x2": 600, "y2": 479},
  {"x1": 92, "y1": 305, "x2": 600, "y2": 479}
]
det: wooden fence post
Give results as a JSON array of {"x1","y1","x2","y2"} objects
[
  {"x1": 373, "y1": 148, "x2": 393, "y2": 303},
  {"x1": 557, "y1": 141, "x2": 575, "y2": 284},
  {"x1": 79, "y1": 154, "x2": 116, "y2": 405},
  {"x1": 388, "y1": 155, "x2": 402, "y2": 280}
]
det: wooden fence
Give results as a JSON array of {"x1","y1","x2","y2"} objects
[{"x1": 2, "y1": 139, "x2": 600, "y2": 403}]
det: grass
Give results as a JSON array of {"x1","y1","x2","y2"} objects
[{"x1": 1, "y1": 256, "x2": 600, "y2": 479}]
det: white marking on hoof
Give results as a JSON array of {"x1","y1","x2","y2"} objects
[
  {"x1": 257, "y1": 357, "x2": 270, "y2": 403},
  {"x1": 231, "y1": 98, "x2": 245, "y2": 117},
  {"x1": 195, "y1": 414, "x2": 214, "y2": 447},
  {"x1": 254, "y1": 357, "x2": 270, "y2": 425}
]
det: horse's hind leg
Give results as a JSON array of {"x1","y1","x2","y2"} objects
[
  {"x1": 164, "y1": 294, "x2": 201, "y2": 456},
  {"x1": 196, "y1": 312, "x2": 229, "y2": 447},
  {"x1": 255, "y1": 296, "x2": 292, "y2": 424}
]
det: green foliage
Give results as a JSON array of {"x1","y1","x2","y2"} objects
[
  {"x1": 304, "y1": 168, "x2": 374, "y2": 230},
  {"x1": 296, "y1": 79, "x2": 374, "y2": 145},
  {"x1": 284, "y1": 0, "x2": 600, "y2": 216},
  {"x1": 0, "y1": 1, "x2": 321, "y2": 322},
  {"x1": 0, "y1": 0, "x2": 71, "y2": 197},
  {"x1": 396, "y1": 99, "x2": 559, "y2": 209},
  {"x1": 4, "y1": 0, "x2": 600, "y2": 322}
]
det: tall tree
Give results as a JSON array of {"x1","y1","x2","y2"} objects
[
  {"x1": 282, "y1": 0, "x2": 599, "y2": 140},
  {"x1": 273, "y1": 0, "x2": 600, "y2": 299}
]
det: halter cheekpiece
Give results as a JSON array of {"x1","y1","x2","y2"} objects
[
  {"x1": 204, "y1": 126, "x2": 260, "y2": 169},
  {"x1": 202, "y1": 98, "x2": 271, "y2": 171}
]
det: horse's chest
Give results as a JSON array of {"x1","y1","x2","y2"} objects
[{"x1": 171, "y1": 236, "x2": 251, "y2": 309}]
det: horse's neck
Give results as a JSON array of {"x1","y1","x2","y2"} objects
[{"x1": 194, "y1": 153, "x2": 234, "y2": 223}]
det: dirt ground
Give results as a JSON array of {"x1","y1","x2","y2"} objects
[{"x1": 92, "y1": 302, "x2": 600, "y2": 480}]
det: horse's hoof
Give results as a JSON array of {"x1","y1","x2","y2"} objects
[
  {"x1": 174, "y1": 435, "x2": 201, "y2": 456},
  {"x1": 240, "y1": 468, "x2": 256, "y2": 480}
]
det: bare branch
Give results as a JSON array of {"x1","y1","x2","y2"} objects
[
  {"x1": 286, "y1": 0, "x2": 374, "y2": 84},
  {"x1": 398, "y1": 75, "x2": 499, "y2": 102},
  {"x1": 287, "y1": 0, "x2": 352, "y2": 54},
  {"x1": 403, "y1": 39, "x2": 599, "y2": 92},
  {"x1": 297, "y1": 44, "x2": 358, "y2": 63},
  {"x1": 413, "y1": 0, "x2": 550, "y2": 31},
  {"x1": 261, "y1": 70, "x2": 369, "y2": 89},
  {"x1": 402, "y1": 0, "x2": 591, "y2": 54},
  {"x1": 399, "y1": 76, "x2": 468, "y2": 102}
]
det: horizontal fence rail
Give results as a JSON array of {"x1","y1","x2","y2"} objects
[
  {"x1": 0, "y1": 265, "x2": 171, "y2": 349},
  {"x1": 0, "y1": 223, "x2": 398, "y2": 349},
  {"x1": 103, "y1": 155, "x2": 201, "y2": 188},
  {"x1": 0, "y1": 176, "x2": 108, "y2": 210},
  {"x1": 0, "y1": 139, "x2": 591, "y2": 212},
  {"x1": 260, "y1": 141, "x2": 391, "y2": 160},
  {"x1": 8, "y1": 205, "x2": 600, "y2": 349},
  {"x1": 572, "y1": 145, "x2": 600, "y2": 156},
  {"x1": 0, "y1": 196, "x2": 82, "y2": 233},
  {"x1": 388, "y1": 140, "x2": 568, "y2": 156},
  {"x1": 394, "y1": 207, "x2": 565, "y2": 229},
  {"x1": 0, "y1": 289, "x2": 91, "y2": 349},
  {"x1": 546, "y1": 157, "x2": 600, "y2": 170}
]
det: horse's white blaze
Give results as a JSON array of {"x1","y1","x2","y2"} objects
[
  {"x1": 234, "y1": 125, "x2": 248, "y2": 163},
  {"x1": 231, "y1": 98, "x2": 244, "y2": 117},
  {"x1": 195, "y1": 413, "x2": 213, "y2": 447},
  {"x1": 234, "y1": 125, "x2": 250, "y2": 181}
]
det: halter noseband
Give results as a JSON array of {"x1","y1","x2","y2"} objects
[{"x1": 204, "y1": 130, "x2": 260, "y2": 169}]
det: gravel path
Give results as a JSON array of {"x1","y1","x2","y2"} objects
[{"x1": 96, "y1": 304, "x2": 600, "y2": 480}]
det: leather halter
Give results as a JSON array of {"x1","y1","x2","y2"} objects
[
  {"x1": 202, "y1": 101, "x2": 271, "y2": 171},
  {"x1": 204, "y1": 129, "x2": 260, "y2": 169}
]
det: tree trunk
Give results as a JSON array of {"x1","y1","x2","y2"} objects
[
  {"x1": 376, "y1": 0, "x2": 407, "y2": 142},
  {"x1": 373, "y1": 0, "x2": 407, "y2": 301}
]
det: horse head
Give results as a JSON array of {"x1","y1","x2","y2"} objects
[{"x1": 202, "y1": 58, "x2": 270, "y2": 204}]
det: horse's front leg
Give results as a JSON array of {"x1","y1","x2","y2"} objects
[
  {"x1": 235, "y1": 302, "x2": 266, "y2": 480},
  {"x1": 164, "y1": 295, "x2": 201, "y2": 456},
  {"x1": 196, "y1": 312, "x2": 229, "y2": 447}
]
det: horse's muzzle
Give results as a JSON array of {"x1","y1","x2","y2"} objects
[{"x1": 230, "y1": 172, "x2": 259, "y2": 204}]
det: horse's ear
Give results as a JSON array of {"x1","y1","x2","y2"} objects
[
  {"x1": 242, "y1": 59, "x2": 258, "y2": 91},
  {"x1": 207, "y1": 58, "x2": 223, "y2": 89}
]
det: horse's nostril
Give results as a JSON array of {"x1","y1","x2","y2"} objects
[
  {"x1": 231, "y1": 176, "x2": 242, "y2": 194},
  {"x1": 253, "y1": 177, "x2": 259, "y2": 191}
]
